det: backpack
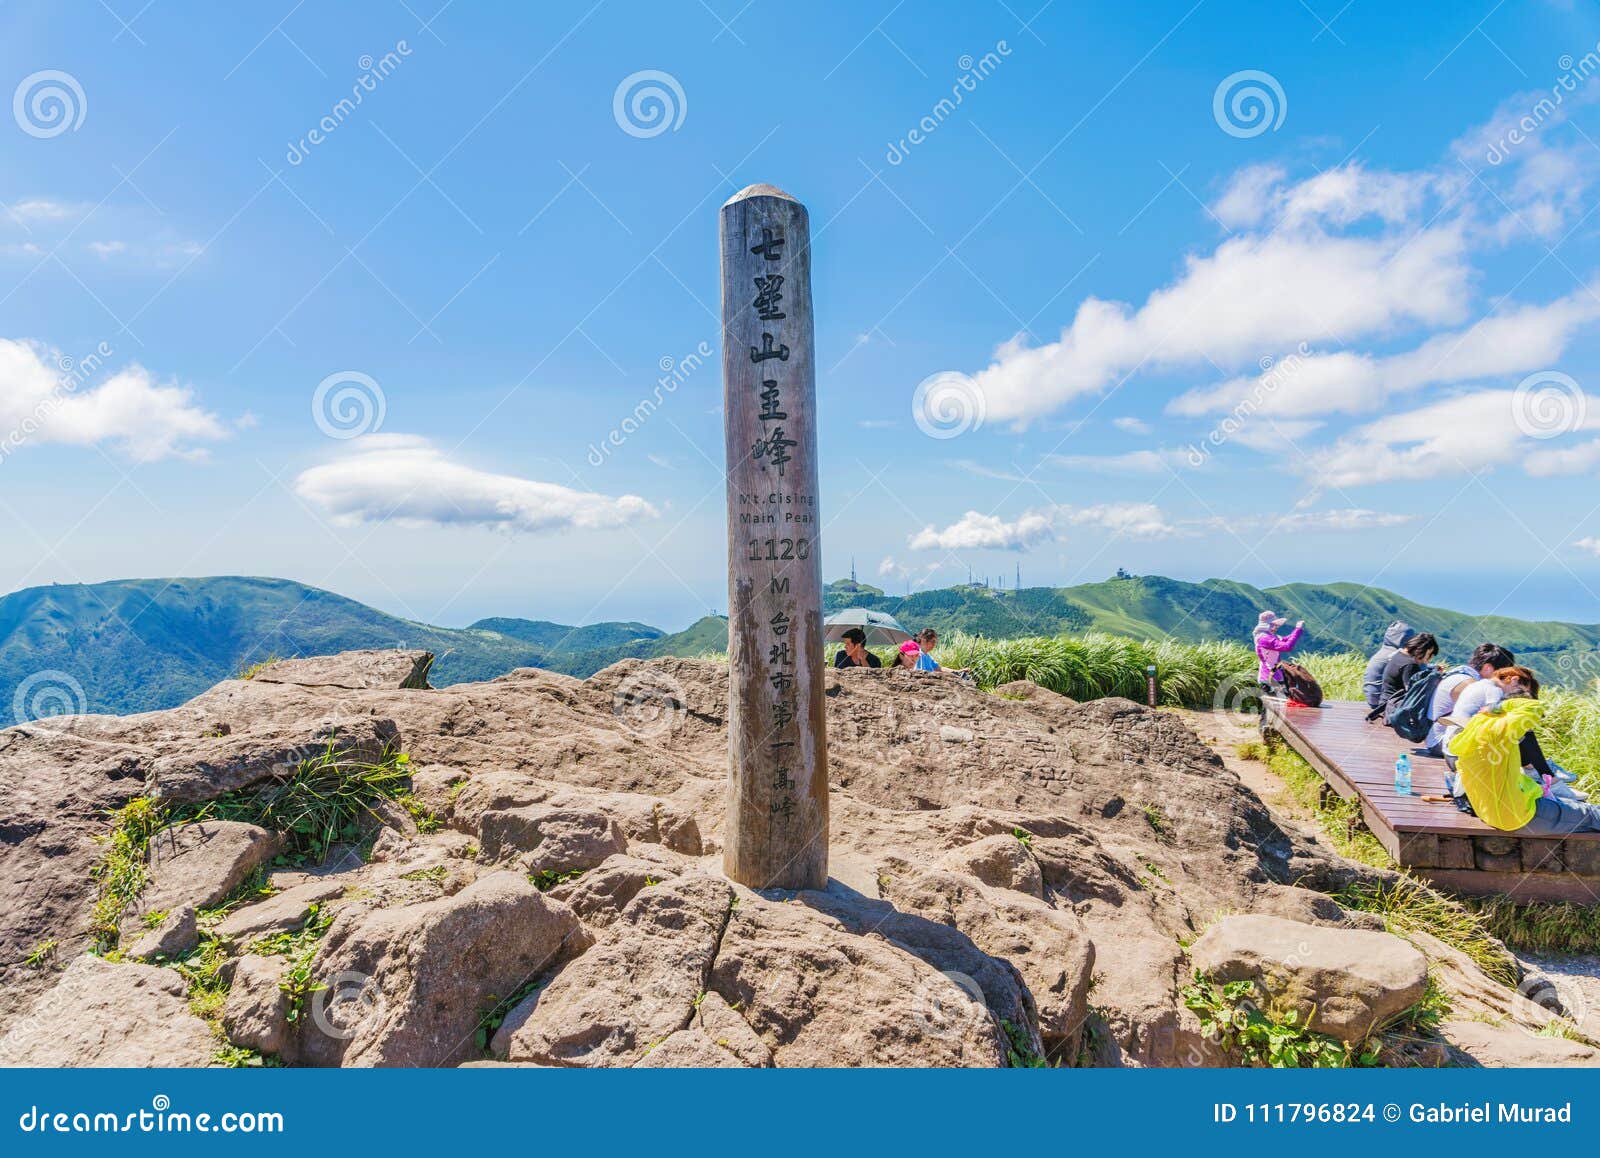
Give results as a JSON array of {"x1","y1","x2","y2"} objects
[
  {"x1": 1278, "y1": 661, "x2": 1323, "y2": 707},
  {"x1": 1386, "y1": 665, "x2": 1443, "y2": 742}
]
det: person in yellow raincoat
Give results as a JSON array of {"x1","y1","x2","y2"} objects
[{"x1": 1453, "y1": 689, "x2": 1600, "y2": 835}]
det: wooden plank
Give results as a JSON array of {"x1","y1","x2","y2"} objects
[{"x1": 1263, "y1": 697, "x2": 1600, "y2": 902}]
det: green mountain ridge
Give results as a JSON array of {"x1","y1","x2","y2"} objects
[{"x1": 2, "y1": 573, "x2": 1596, "y2": 725}]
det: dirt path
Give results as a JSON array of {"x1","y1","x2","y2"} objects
[{"x1": 1169, "y1": 707, "x2": 1325, "y2": 848}]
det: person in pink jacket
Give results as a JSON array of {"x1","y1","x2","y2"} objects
[{"x1": 1253, "y1": 610, "x2": 1305, "y2": 689}]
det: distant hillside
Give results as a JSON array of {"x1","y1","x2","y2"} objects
[{"x1": 4, "y1": 572, "x2": 1598, "y2": 724}]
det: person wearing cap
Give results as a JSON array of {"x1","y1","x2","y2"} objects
[
  {"x1": 1253, "y1": 610, "x2": 1304, "y2": 691},
  {"x1": 890, "y1": 640, "x2": 922, "y2": 669}
]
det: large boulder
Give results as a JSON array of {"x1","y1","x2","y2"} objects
[
  {"x1": 125, "y1": 903, "x2": 199, "y2": 962},
  {"x1": 1189, "y1": 914, "x2": 1429, "y2": 1044},
  {"x1": 212, "y1": 880, "x2": 345, "y2": 944},
  {"x1": 708, "y1": 889, "x2": 1008, "y2": 1067},
  {"x1": 545, "y1": 854, "x2": 681, "y2": 930},
  {"x1": 222, "y1": 954, "x2": 292, "y2": 1058},
  {"x1": 137, "y1": 820, "x2": 283, "y2": 919},
  {"x1": 288, "y1": 871, "x2": 588, "y2": 1067},
  {"x1": 146, "y1": 716, "x2": 400, "y2": 803},
  {"x1": 248, "y1": 651, "x2": 433, "y2": 691},
  {"x1": 495, "y1": 875, "x2": 732, "y2": 1066},
  {"x1": 0, "y1": 955, "x2": 216, "y2": 1066},
  {"x1": 877, "y1": 860, "x2": 1095, "y2": 1060},
  {"x1": 477, "y1": 805, "x2": 627, "y2": 875}
]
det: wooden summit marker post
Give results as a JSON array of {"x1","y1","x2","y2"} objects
[{"x1": 721, "y1": 183, "x2": 828, "y2": 891}]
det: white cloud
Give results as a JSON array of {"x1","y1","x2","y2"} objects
[
  {"x1": 1270, "y1": 508, "x2": 1416, "y2": 532},
  {"x1": 1048, "y1": 449, "x2": 1183, "y2": 472},
  {"x1": 1575, "y1": 537, "x2": 1600, "y2": 557},
  {"x1": 1057, "y1": 502, "x2": 1178, "y2": 540},
  {"x1": 948, "y1": 458, "x2": 1027, "y2": 482},
  {"x1": 1213, "y1": 163, "x2": 1431, "y2": 231},
  {"x1": 1112, "y1": 416, "x2": 1151, "y2": 434},
  {"x1": 88, "y1": 240, "x2": 128, "y2": 258},
  {"x1": 8, "y1": 198, "x2": 78, "y2": 223},
  {"x1": 0, "y1": 338, "x2": 228, "y2": 460},
  {"x1": 1301, "y1": 389, "x2": 1600, "y2": 486},
  {"x1": 1172, "y1": 283, "x2": 1600, "y2": 420},
  {"x1": 909, "y1": 501, "x2": 1183, "y2": 551},
  {"x1": 909, "y1": 509, "x2": 1056, "y2": 552},
  {"x1": 294, "y1": 434, "x2": 659, "y2": 534},
  {"x1": 968, "y1": 224, "x2": 1471, "y2": 425}
]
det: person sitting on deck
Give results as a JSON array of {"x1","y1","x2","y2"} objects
[
  {"x1": 1253, "y1": 611, "x2": 1305, "y2": 693},
  {"x1": 1439, "y1": 665, "x2": 1532, "y2": 770},
  {"x1": 1375, "y1": 632, "x2": 1439, "y2": 713},
  {"x1": 1362, "y1": 621, "x2": 1417, "y2": 708},
  {"x1": 1451, "y1": 678, "x2": 1600, "y2": 835},
  {"x1": 1423, "y1": 644, "x2": 1515, "y2": 757},
  {"x1": 833, "y1": 628, "x2": 882, "y2": 669}
]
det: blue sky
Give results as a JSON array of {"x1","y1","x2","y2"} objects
[{"x1": 6, "y1": 0, "x2": 1600, "y2": 630}]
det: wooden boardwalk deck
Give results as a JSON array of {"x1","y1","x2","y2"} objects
[{"x1": 1260, "y1": 697, "x2": 1600, "y2": 903}]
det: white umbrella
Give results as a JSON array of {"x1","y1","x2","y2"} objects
[{"x1": 824, "y1": 608, "x2": 912, "y2": 647}]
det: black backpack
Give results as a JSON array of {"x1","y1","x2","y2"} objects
[
  {"x1": 1278, "y1": 661, "x2": 1323, "y2": 707},
  {"x1": 1386, "y1": 665, "x2": 1443, "y2": 742}
]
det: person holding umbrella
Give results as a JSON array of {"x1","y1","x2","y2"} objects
[{"x1": 834, "y1": 627, "x2": 882, "y2": 669}]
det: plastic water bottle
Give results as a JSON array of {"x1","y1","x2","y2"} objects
[{"x1": 1394, "y1": 753, "x2": 1412, "y2": 797}]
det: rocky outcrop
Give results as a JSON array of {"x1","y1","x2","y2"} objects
[
  {"x1": 138, "y1": 820, "x2": 283, "y2": 919},
  {"x1": 288, "y1": 872, "x2": 588, "y2": 1067},
  {"x1": 0, "y1": 955, "x2": 216, "y2": 1066},
  {"x1": 0, "y1": 649, "x2": 1554, "y2": 1069},
  {"x1": 1189, "y1": 914, "x2": 1430, "y2": 1044},
  {"x1": 495, "y1": 875, "x2": 732, "y2": 1066},
  {"x1": 126, "y1": 904, "x2": 198, "y2": 962},
  {"x1": 249, "y1": 650, "x2": 434, "y2": 691}
]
